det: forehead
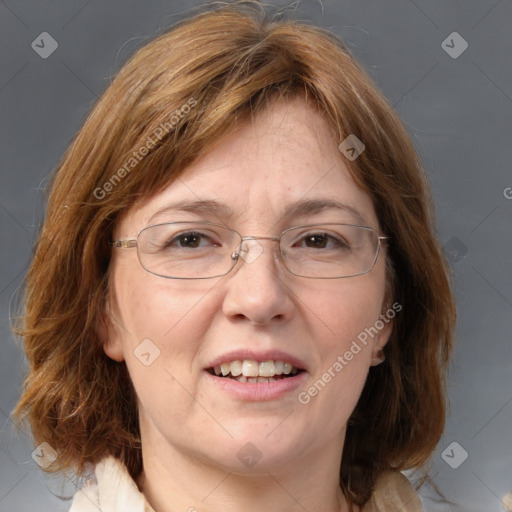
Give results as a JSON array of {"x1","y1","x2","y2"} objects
[{"x1": 119, "y1": 98, "x2": 378, "y2": 233}]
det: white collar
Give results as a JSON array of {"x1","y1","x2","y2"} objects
[{"x1": 69, "y1": 456, "x2": 154, "y2": 512}]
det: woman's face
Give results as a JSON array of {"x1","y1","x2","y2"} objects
[{"x1": 104, "y1": 97, "x2": 391, "y2": 475}]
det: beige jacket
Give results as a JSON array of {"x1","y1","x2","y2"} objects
[{"x1": 69, "y1": 456, "x2": 423, "y2": 512}]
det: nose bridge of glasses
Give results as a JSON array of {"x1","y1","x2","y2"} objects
[
  {"x1": 231, "y1": 235, "x2": 281, "y2": 263},
  {"x1": 241, "y1": 235, "x2": 281, "y2": 242}
]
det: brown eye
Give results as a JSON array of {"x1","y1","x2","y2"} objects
[
  {"x1": 294, "y1": 232, "x2": 348, "y2": 250},
  {"x1": 162, "y1": 231, "x2": 223, "y2": 250},
  {"x1": 174, "y1": 232, "x2": 204, "y2": 248},
  {"x1": 304, "y1": 234, "x2": 328, "y2": 248}
]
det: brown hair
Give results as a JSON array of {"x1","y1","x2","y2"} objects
[{"x1": 13, "y1": 1, "x2": 455, "y2": 506}]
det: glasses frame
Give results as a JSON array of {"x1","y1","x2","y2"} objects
[{"x1": 112, "y1": 221, "x2": 389, "y2": 280}]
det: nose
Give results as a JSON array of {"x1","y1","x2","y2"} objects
[{"x1": 221, "y1": 238, "x2": 295, "y2": 325}]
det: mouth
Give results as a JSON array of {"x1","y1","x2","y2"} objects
[{"x1": 206, "y1": 359, "x2": 304, "y2": 384}]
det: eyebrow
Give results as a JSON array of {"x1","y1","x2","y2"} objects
[
  {"x1": 281, "y1": 198, "x2": 367, "y2": 225},
  {"x1": 149, "y1": 199, "x2": 235, "y2": 224},
  {"x1": 148, "y1": 198, "x2": 368, "y2": 226}
]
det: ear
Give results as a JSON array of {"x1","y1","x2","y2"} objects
[
  {"x1": 98, "y1": 296, "x2": 125, "y2": 363},
  {"x1": 369, "y1": 312, "x2": 394, "y2": 367}
]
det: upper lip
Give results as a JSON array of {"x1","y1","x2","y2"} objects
[{"x1": 205, "y1": 349, "x2": 308, "y2": 372}]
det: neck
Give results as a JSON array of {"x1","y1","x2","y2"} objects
[{"x1": 136, "y1": 432, "x2": 351, "y2": 512}]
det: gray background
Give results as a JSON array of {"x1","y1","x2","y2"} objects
[{"x1": 1, "y1": 1, "x2": 511, "y2": 511}]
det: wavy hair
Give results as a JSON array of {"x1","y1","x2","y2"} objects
[{"x1": 13, "y1": 1, "x2": 455, "y2": 506}]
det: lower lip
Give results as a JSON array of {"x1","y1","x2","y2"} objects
[{"x1": 205, "y1": 371, "x2": 308, "y2": 401}]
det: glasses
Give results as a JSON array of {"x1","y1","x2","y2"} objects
[{"x1": 112, "y1": 221, "x2": 388, "y2": 279}]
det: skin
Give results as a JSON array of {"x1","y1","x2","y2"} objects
[{"x1": 103, "y1": 97, "x2": 392, "y2": 512}]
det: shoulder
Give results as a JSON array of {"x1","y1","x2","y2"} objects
[{"x1": 360, "y1": 471, "x2": 423, "y2": 512}]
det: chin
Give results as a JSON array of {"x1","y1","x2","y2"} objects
[
  {"x1": 205, "y1": 446, "x2": 304, "y2": 476},
  {"x1": 205, "y1": 426, "x2": 309, "y2": 472}
]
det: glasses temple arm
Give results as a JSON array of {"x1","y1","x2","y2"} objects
[{"x1": 112, "y1": 240, "x2": 138, "y2": 248}]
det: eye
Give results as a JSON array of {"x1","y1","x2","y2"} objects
[
  {"x1": 165, "y1": 231, "x2": 219, "y2": 249},
  {"x1": 293, "y1": 232, "x2": 349, "y2": 250}
]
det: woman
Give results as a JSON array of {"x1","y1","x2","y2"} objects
[{"x1": 13, "y1": 2, "x2": 455, "y2": 511}]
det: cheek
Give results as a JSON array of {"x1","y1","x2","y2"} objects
[
  {"x1": 306, "y1": 274, "x2": 386, "y2": 349},
  {"x1": 117, "y1": 273, "x2": 214, "y2": 344},
  {"x1": 113, "y1": 277, "x2": 222, "y2": 425},
  {"x1": 296, "y1": 277, "x2": 385, "y2": 411},
  {"x1": 112, "y1": 272, "x2": 227, "y2": 397}
]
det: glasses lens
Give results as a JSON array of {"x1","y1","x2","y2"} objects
[
  {"x1": 137, "y1": 222, "x2": 240, "y2": 279},
  {"x1": 280, "y1": 224, "x2": 380, "y2": 278}
]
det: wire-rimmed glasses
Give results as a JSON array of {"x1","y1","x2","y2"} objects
[{"x1": 112, "y1": 221, "x2": 388, "y2": 279}]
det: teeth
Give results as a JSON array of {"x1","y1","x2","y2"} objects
[
  {"x1": 230, "y1": 360, "x2": 242, "y2": 377},
  {"x1": 242, "y1": 360, "x2": 259, "y2": 377},
  {"x1": 220, "y1": 362, "x2": 231, "y2": 376},
  {"x1": 212, "y1": 359, "x2": 301, "y2": 379},
  {"x1": 235, "y1": 376, "x2": 279, "y2": 383},
  {"x1": 258, "y1": 360, "x2": 275, "y2": 377}
]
